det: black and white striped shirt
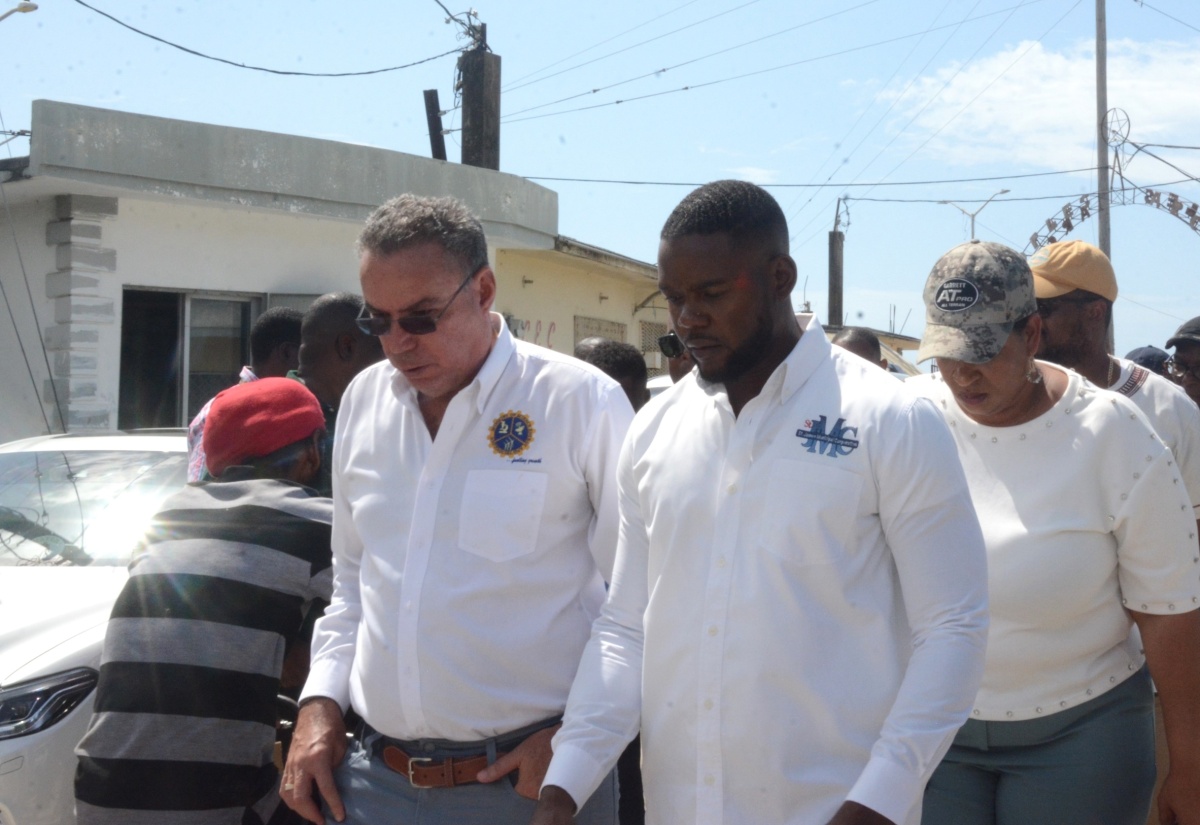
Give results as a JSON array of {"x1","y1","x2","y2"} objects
[{"x1": 74, "y1": 476, "x2": 332, "y2": 825}]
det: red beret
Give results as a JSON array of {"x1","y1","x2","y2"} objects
[{"x1": 203, "y1": 378, "x2": 325, "y2": 478}]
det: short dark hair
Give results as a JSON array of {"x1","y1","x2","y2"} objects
[
  {"x1": 303, "y1": 292, "x2": 368, "y2": 340},
  {"x1": 236, "y1": 432, "x2": 320, "y2": 481},
  {"x1": 831, "y1": 327, "x2": 882, "y2": 361},
  {"x1": 660, "y1": 180, "x2": 789, "y2": 252},
  {"x1": 578, "y1": 339, "x2": 648, "y2": 386},
  {"x1": 357, "y1": 194, "x2": 489, "y2": 277},
  {"x1": 250, "y1": 306, "x2": 303, "y2": 366}
]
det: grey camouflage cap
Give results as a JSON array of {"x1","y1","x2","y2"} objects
[{"x1": 917, "y1": 239, "x2": 1035, "y2": 364}]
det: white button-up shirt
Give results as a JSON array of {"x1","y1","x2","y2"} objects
[
  {"x1": 544, "y1": 315, "x2": 989, "y2": 825},
  {"x1": 302, "y1": 317, "x2": 633, "y2": 741}
]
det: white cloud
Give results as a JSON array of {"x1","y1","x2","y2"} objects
[
  {"x1": 726, "y1": 166, "x2": 780, "y2": 184},
  {"x1": 880, "y1": 38, "x2": 1200, "y2": 171}
]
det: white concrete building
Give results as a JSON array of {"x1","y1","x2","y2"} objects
[{"x1": 0, "y1": 100, "x2": 664, "y2": 442}]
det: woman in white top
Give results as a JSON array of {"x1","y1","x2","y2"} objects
[{"x1": 911, "y1": 240, "x2": 1200, "y2": 825}]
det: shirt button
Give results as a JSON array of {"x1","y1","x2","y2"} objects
[
  {"x1": 727, "y1": 483, "x2": 737, "y2": 493},
  {"x1": 708, "y1": 626, "x2": 719, "y2": 636},
  {"x1": 716, "y1": 556, "x2": 727, "y2": 568},
  {"x1": 704, "y1": 775, "x2": 716, "y2": 787},
  {"x1": 704, "y1": 699, "x2": 714, "y2": 710}
]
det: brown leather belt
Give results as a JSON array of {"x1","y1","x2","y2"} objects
[{"x1": 381, "y1": 745, "x2": 508, "y2": 789}]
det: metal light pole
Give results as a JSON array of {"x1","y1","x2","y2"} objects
[
  {"x1": 939, "y1": 189, "x2": 1010, "y2": 239},
  {"x1": 1096, "y1": 0, "x2": 1111, "y2": 259},
  {"x1": 0, "y1": 2, "x2": 37, "y2": 23}
]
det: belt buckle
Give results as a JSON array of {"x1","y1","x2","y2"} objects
[{"x1": 406, "y1": 756, "x2": 434, "y2": 788}]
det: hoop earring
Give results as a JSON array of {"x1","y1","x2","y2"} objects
[{"x1": 1025, "y1": 357, "x2": 1043, "y2": 385}]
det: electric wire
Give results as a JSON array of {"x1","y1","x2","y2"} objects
[
  {"x1": 483, "y1": 0, "x2": 1056, "y2": 129},
  {"x1": 1128, "y1": 142, "x2": 1200, "y2": 184},
  {"x1": 70, "y1": 0, "x2": 462, "y2": 77},
  {"x1": 503, "y1": 0, "x2": 768, "y2": 95},
  {"x1": 504, "y1": 0, "x2": 707, "y2": 90},
  {"x1": 503, "y1": 1, "x2": 881, "y2": 121},
  {"x1": 0, "y1": 104, "x2": 60, "y2": 433},
  {"x1": 790, "y1": 0, "x2": 1029, "y2": 243},
  {"x1": 783, "y1": 0, "x2": 968, "y2": 224},
  {"x1": 841, "y1": 175, "x2": 1194, "y2": 202},
  {"x1": 522, "y1": 166, "x2": 1098, "y2": 187},
  {"x1": 1133, "y1": 0, "x2": 1200, "y2": 35},
  {"x1": 791, "y1": 0, "x2": 1079, "y2": 249}
]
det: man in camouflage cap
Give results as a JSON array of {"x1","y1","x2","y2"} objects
[{"x1": 916, "y1": 239, "x2": 1035, "y2": 364}]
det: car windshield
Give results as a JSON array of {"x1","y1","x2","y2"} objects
[{"x1": 0, "y1": 450, "x2": 187, "y2": 567}]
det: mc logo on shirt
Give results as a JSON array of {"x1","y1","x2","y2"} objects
[{"x1": 796, "y1": 415, "x2": 860, "y2": 458}]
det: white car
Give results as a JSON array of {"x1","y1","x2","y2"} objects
[{"x1": 0, "y1": 431, "x2": 187, "y2": 825}]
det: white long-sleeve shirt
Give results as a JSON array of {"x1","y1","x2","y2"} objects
[
  {"x1": 544, "y1": 314, "x2": 989, "y2": 825},
  {"x1": 301, "y1": 316, "x2": 634, "y2": 741}
]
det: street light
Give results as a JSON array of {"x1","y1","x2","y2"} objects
[
  {"x1": 939, "y1": 188, "x2": 1010, "y2": 240},
  {"x1": 0, "y1": 2, "x2": 37, "y2": 23}
]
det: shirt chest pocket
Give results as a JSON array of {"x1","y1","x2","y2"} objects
[
  {"x1": 458, "y1": 469, "x2": 550, "y2": 562},
  {"x1": 758, "y1": 458, "x2": 864, "y2": 566}
]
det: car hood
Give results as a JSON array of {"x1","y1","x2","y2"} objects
[{"x1": 0, "y1": 567, "x2": 128, "y2": 685}]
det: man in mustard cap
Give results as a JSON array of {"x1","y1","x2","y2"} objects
[{"x1": 1031, "y1": 240, "x2": 1200, "y2": 531}]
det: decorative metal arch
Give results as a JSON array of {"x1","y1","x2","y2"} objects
[{"x1": 1024, "y1": 109, "x2": 1200, "y2": 254}]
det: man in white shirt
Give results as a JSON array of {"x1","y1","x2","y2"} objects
[
  {"x1": 532, "y1": 180, "x2": 989, "y2": 825},
  {"x1": 281, "y1": 194, "x2": 632, "y2": 825},
  {"x1": 1031, "y1": 240, "x2": 1200, "y2": 529}
]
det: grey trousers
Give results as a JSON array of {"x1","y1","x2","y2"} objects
[
  {"x1": 334, "y1": 728, "x2": 619, "y2": 825},
  {"x1": 923, "y1": 666, "x2": 1155, "y2": 825}
]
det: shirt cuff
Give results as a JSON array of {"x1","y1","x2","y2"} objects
[
  {"x1": 845, "y1": 753, "x2": 925, "y2": 825},
  {"x1": 541, "y1": 742, "x2": 610, "y2": 812},
  {"x1": 299, "y1": 658, "x2": 351, "y2": 713}
]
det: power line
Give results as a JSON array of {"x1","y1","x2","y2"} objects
[
  {"x1": 783, "y1": 0, "x2": 970, "y2": 226},
  {"x1": 522, "y1": 167, "x2": 1098, "y2": 188},
  {"x1": 1140, "y1": 142, "x2": 1200, "y2": 151},
  {"x1": 843, "y1": 176, "x2": 1195, "y2": 202},
  {"x1": 503, "y1": 1, "x2": 881, "y2": 121},
  {"x1": 70, "y1": 0, "x2": 462, "y2": 77},
  {"x1": 1133, "y1": 0, "x2": 1200, "y2": 35},
  {"x1": 503, "y1": 0, "x2": 768, "y2": 94},
  {"x1": 0, "y1": 104, "x2": 62, "y2": 433},
  {"x1": 504, "y1": 0, "x2": 707, "y2": 90},
  {"x1": 481, "y1": 0, "x2": 1057, "y2": 129}
]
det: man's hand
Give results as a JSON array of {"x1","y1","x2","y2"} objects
[
  {"x1": 529, "y1": 784, "x2": 578, "y2": 825},
  {"x1": 476, "y1": 724, "x2": 560, "y2": 800},
  {"x1": 280, "y1": 698, "x2": 349, "y2": 824},
  {"x1": 824, "y1": 801, "x2": 896, "y2": 825},
  {"x1": 1156, "y1": 766, "x2": 1200, "y2": 824}
]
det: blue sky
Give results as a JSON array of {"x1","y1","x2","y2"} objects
[{"x1": 3, "y1": 0, "x2": 1199, "y2": 357}]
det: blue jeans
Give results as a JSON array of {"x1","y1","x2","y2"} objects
[
  {"x1": 923, "y1": 667, "x2": 1155, "y2": 825},
  {"x1": 334, "y1": 726, "x2": 619, "y2": 825}
]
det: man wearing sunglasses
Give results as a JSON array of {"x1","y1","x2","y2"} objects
[
  {"x1": 1030, "y1": 240, "x2": 1200, "y2": 534},
  {"x1": 1167, "y1": 316, "x2": 1200, "y2": 407},
  {"x1": 282, "y1": 194, "x2": 632, "y2": 825}
]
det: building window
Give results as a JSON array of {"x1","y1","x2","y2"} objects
[
  {"x1": 640, "y1": 320, "x2": 668, "y2": 377},
  {"x1": 574, "y1": 316, "x2": 626, "y2": 350},
  {"x1": 118, "y1": 289, "x2": 260, "y2": 429}
]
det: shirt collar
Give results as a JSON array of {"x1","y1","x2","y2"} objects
[{"x1": 693, "y1": 312, "x2": 828, "y2": 408}]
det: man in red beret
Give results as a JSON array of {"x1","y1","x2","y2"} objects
[{"x1": 74, "y1": 378, "x2": 333, "y2": 825}]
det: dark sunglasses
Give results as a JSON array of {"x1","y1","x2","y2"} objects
[
  {"x1": 1166, "y1": 358, "x2": 1200, "y2": 382},
  {"x1": 658, "y1": 331, "x2": 685, "y2": 359},
  {"x1": 356, "y1": 268, "x2": 480, "y2": 337},
  {"x1": 1035, "y1": 295, "x2": 1102, "y2": 317}
]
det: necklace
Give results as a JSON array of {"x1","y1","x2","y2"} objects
[{"x1": 1106, "y1": 356, "x2": 1115, "y2": 387}]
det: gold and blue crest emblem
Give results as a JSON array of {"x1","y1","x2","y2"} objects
[{"x1": 488, "y1": 410, "x2": 536, "y2": 457}]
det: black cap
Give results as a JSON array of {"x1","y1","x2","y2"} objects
[
  {"x1": 1125, "y1": 345, "x2": 1169, "y2": 375},
  {"x1": 1166, "y1": 316, "x2": 1200, "y2": 349}
]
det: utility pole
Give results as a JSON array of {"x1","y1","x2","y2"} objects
[
  {"x1": 423, "y1": 90, "x2": 448, "y2": 161},
  {"x1": 1096, "y1": 0, "x2": 1111, "y2": 259},
  {"x1": 459, "y1": 23, "x2": 501, "y2": 170},
  {"x1": 828, "y1": 198, "x2": 845, "y2": 328}
]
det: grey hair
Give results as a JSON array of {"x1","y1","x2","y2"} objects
[{"x1": 357, "y1": 194, "x2": 489, "y2": 276}]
